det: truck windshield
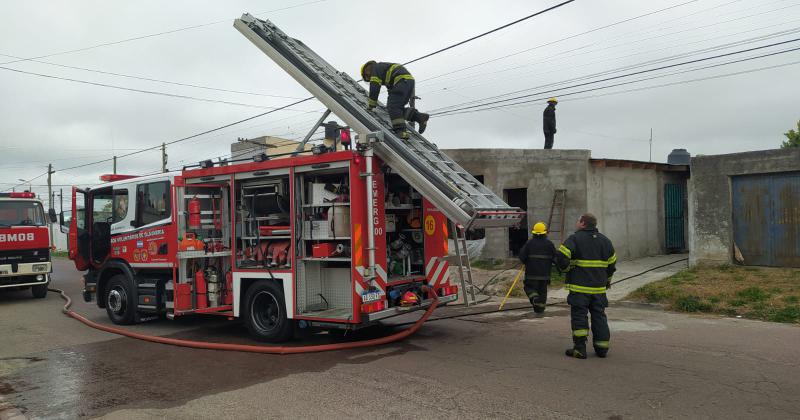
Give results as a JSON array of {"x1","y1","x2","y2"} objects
[{"x1": 0, "y1": 201, "x2": 45, "y2": 226}]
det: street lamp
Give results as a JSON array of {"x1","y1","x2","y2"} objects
[{"x1": 18, "y1": 178, "x2": 31, "y2": 191}]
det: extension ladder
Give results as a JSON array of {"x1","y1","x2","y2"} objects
[{"x1": 451, "y1": 222, "x2": 478, "y2": 306}]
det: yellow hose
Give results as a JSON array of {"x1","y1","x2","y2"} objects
[{"x1": 498, "y1": 267, "x2": 524, "y2": 310}]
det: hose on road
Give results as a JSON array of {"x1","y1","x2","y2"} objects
[{"x1": 49, "y1": 286, "x2": 439, "y2": 355}]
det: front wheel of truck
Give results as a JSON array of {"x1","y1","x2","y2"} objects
[
  {"x1": 105, "y1": 274, "x2": 136, "y2": 325},
  {"x1": 31, "y1": 279, "x2": 48, "y2": 299}
]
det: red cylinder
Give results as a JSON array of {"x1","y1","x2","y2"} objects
[
  {"x1": 188, "y1": 196, "x2": 201, "y2": 229},
  {"x1": 223, "y1": 271, "x2": 233, "y2": 305},
  {"x1": 195, "y1": 270, "x2": 208, "y2": 309}
]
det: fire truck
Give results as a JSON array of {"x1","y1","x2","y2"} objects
[
  {"x1": 0, "y1": 192, "x2": 57, "y2": 298},
  {"x1": 64, "y1": 15, "x2": 524, "y2": 342}
]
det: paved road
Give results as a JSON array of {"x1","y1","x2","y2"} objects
[{"x1": 1, "y1": 259, "x2": 799, "y2": 419}]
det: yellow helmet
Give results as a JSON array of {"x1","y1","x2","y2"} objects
[
  {"x1": 532, "y1": 222, "x2": 547, "y2": 235},
  {"x1": 360, "y1": 60, "x2": 376, "y2": 81},
  {"x1": 547, "y1": 97, "x2": 558, "y2": 103}
]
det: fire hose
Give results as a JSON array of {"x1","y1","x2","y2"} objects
[{"x1": 49, "y1": 286, "x2": 439, "y2": 355}]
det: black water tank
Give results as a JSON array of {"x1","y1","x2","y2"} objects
[{"x1": 668, "y1": 148, "x2": 690, "y2": 165}]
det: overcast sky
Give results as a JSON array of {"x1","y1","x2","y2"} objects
[{"x1": 1, "y1": 0, "x2": 799, "y2": 204}]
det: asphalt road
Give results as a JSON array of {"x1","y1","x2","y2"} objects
[{"x1": 1, "y1": 258, "x2": 799, "y2": 419}]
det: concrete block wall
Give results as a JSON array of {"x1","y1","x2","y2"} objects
[
  {"x1": 688, "y1": 148, "x2": 800, "y2": 266},
  {"x1": 588, "y1": 165, "x2": 662, "y2": 260},
  {"x1": 443, "y1": 149, "x2": 591, "y2": 259}
]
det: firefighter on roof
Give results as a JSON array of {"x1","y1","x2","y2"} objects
[
  {"x1": 361, "y1": 60, "x2": 430, "y2": 139},
  {"x1": 518, "y1": 222, "x2": 555, "y2": 314},
  {"x1": 556, "y1": 213, "x2": 616, "y2": 359}
]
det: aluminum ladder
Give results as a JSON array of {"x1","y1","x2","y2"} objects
[
  {"x1": 451, "y1": 222, "x2": 477, "y2": 306},
  {"x1": 547, "y1": 189, "x2": 567, "y2": 244},
  {"x1": 234, "y1": 14, "x2": 524, "y2": 230}
]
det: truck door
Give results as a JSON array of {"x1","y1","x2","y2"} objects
[{"x1": 68, "y1": 187, "x2": 90, "y2": 270}]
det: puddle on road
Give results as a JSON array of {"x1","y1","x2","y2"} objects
[{"x1": 608, "y1": 320, "x2": 667, "y2": 332}]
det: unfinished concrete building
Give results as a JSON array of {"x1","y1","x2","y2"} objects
[
  {"x1": 442, "y1": 149, "x2": 690, "y2": 261},
  {"x1": 689, "y1": 148, "x2": 800, "y2": 267}
]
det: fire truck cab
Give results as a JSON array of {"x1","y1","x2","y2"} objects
[
  {"x1": 0, "y1": 192, "x2": 58, "y2": 298},
  {"x1": 67, "y1": 151, "x2": 459, "y2": 341}
]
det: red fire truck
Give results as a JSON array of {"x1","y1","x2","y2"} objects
[
  {"x1": 66, "y1": 154, "x2": 470, "y2": 341},
  {"x1": 0, "y1": 192, "x2": 57, "y2": 298}
]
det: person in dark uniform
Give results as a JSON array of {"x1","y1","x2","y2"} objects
[
  {"x1": 361, "y1": 60, "x2": 430, "y2": 139},
  {"x1": 518, "y1": 222, "x2": 556, "y2": 313},
  {"x1": 543, "y1": 97, "x2": 557, "y2": 149},
  {"x1": 556, "y1": 213, "x2": 616, "y2": 359}
]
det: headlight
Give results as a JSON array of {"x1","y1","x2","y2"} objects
[
  {"x1": 32, "y1": 264, "x2": 49, "y2": 272},
  {"x1": 36, "y1": 274, "x2": 44, "y2": 281}
]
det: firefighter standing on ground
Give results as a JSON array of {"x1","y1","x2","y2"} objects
[
  {"x1": 543, "y1": 97, "x2": 557, "y2": 149},
  {"x1": 556, "y1": 213, "x2": 616, "y2": 359},
  {"x1": 518, "y1": 222, "x2": 556, "y2": 313},
  {"x1": 361, "y1": 61, "x2": 430, "y2": 139}
]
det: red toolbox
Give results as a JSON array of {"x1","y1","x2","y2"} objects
[{"x1": 311, "y1": 242, "x2": 337, "y2": 258}]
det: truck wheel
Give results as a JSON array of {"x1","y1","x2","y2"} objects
[
  {"x1": 31, "y1": 280, "x2": 48, "y2": 299},
  {"x1": 243, "y1": 281, "x2": 292, "y2": 342},
  {"x1": 105, "y1": 275, "x2": 136, "y2": 325}
]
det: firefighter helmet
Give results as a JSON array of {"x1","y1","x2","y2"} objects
[
  {"x1": 360, "y1": 60, "x2": 376, "y2": 81},
  {"x1": 547, "y1": 97, "x2": 558, "y2": 103},
  {"x1": 399, "y1": 291, "x2": 419, "y2": 307},
  {"x1": 532, "y1": 222, "x2": 547, "y2": 235}
]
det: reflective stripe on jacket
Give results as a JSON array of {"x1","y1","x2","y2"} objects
[
  {"x1": 556, "y1": 228, "x2": 616, "y2": 292},
  {"x1": 368, "y1": 62, "x2": 414, "y2": 105}
]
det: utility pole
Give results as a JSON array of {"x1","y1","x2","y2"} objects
[
  {"x1": 113, "y1": 156, "x2": 117, "y2": 174},
  {"x1": 161, "y1": 142, "x2": 168, "y2": 173},
  {"x1": 649, "y1": 128, "x2": 653, "y2": 162},
  {"x1": 47, "y1": 163, "x2": 54, "y2": 245}
]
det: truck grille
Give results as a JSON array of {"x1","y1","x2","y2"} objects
[{"x1": 0, "y1": 249, "x2": 49, "y2": 265}]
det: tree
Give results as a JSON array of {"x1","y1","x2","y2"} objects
[{"x1": 782, "y1": 120, "x2": 800, "y2": 148}]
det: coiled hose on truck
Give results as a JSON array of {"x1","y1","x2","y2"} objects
[{"x1": 49, "y1": 286, "x2": 439, "y2": 355}]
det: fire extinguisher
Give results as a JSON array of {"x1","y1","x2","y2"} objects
[
  {"x1": 195, "y1": 268, "x2": 208, "y2": 309},
  {"x1": 188, "y1": 196, "x2": 201, "y2": 230},
  {"x1": 223, "y1": 271, "x2": 233, "y2": 305}
]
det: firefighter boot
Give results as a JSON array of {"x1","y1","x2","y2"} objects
[
  {"x1": 594, "y1": 340, "x2": 609, "y2": 358},
  {"x1": 394, "y1": 127, "x2": 410, "y2": 139},
  {"x1": 565, "y1": 338, "x2": 587, "y2": 359},
  {"x1": 416, "y1": 112, "x2": 430, "y2": 134}
]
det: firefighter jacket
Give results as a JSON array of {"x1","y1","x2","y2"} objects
[
  {"x1": 518, "y1": 235, "x2": 556, "y2": 281},
  {"x1": 556, "y1": 228, "x2": 616, "y2": 294},
  {"x1": 367, "y1": 62, "x2": 414, "y2": 107},
  {"x1": 543, "y1": 105, "x2": 556, "y2": 134}
]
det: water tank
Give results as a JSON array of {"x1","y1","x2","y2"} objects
[{"x1": 668, "y1": 148, "x2": 690, "y2": 165}]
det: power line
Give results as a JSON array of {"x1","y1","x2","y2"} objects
[
  {"x1": 402, "y1": 0, "x2": 576, "y2": 66},
  {"x1": 437, "y1": 57, "x2": 800, "y2": 117},
  {"x1": 418, "y1": 0, "x2": 701, "y2": 84},
  {"x1": 430, "y1": 37, "x2": 800, "y2": 115},
  {"x1": 0, "y1": 53, "x2": 306, "y2": 100},
  {"x1": 420, "y1": 0, "x2": 797, "y2": 91},
  {"x1": 0, "y1": 1, "x2": 327, "y2": 66},
  {"x1": 0, "y1": 65, "x2": 316, "y2": 111}
]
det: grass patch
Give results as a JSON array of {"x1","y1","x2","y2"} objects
[
  {"x1": 471, "y1": 258, "x2": 508, "y2": 270},
  {"x1": 51, "y1": 250, "x2": 69, "y2": 258},
  {"x1": 627, "y1": 265, "x2": 800, "y2": 324}
]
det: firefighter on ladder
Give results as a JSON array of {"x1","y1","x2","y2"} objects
[
  {"x1": 556, "y1": 213, "x2": 616, "y2": 359},
  {"x1": 518, "y1": 222, "x2": 555, "y2": 314},
  {"x1": 361, "y1": 60, "x2": 430, "y2": 139}
]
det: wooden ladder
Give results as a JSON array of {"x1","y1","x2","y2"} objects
[{"x1": 547, "y1": 189, "x2": 567, "y2": 244}]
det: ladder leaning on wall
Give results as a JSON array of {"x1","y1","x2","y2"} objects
[{"x1": 547, "y1": 189, "x2": 567, "y2": 244}]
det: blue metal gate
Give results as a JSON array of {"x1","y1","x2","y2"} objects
[{"x1": 732, "y1": 172, "x2": 800, "y2": 267}]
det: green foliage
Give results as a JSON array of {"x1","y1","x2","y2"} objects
[
  {"x1": 783, "y1": 295, "x2": 799, "y2": 304},
  {"x1": 767, "y1": 306, "x2": 800, "y2": 323},
  {"x1": 674, "y1": 295, "x2": 712, "y2": 312},
  {"x1": 782, "y1": 120, "x2": 800, "y2": 148},
  {"x1": 736, "y1": 287, "x2": 770, "y2": 302}
]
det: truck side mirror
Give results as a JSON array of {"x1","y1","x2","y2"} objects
[{"x1": 48, "y1": 208, "x2": 58, "y2": 224}]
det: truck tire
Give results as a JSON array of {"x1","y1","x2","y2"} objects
[
  {"x1": 105, "y1": 274, "x2": 136, "y2": 325},
  {"x1": 243, "y1": 280, "x2": 292, "y2": 342},
  {"x1": 31, "y1": 280, "x2": 48, "y2": 299}
]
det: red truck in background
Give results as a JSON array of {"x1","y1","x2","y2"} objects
[{"x1": 0, "y1": 192, "x2": 58, "y2": 298}]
